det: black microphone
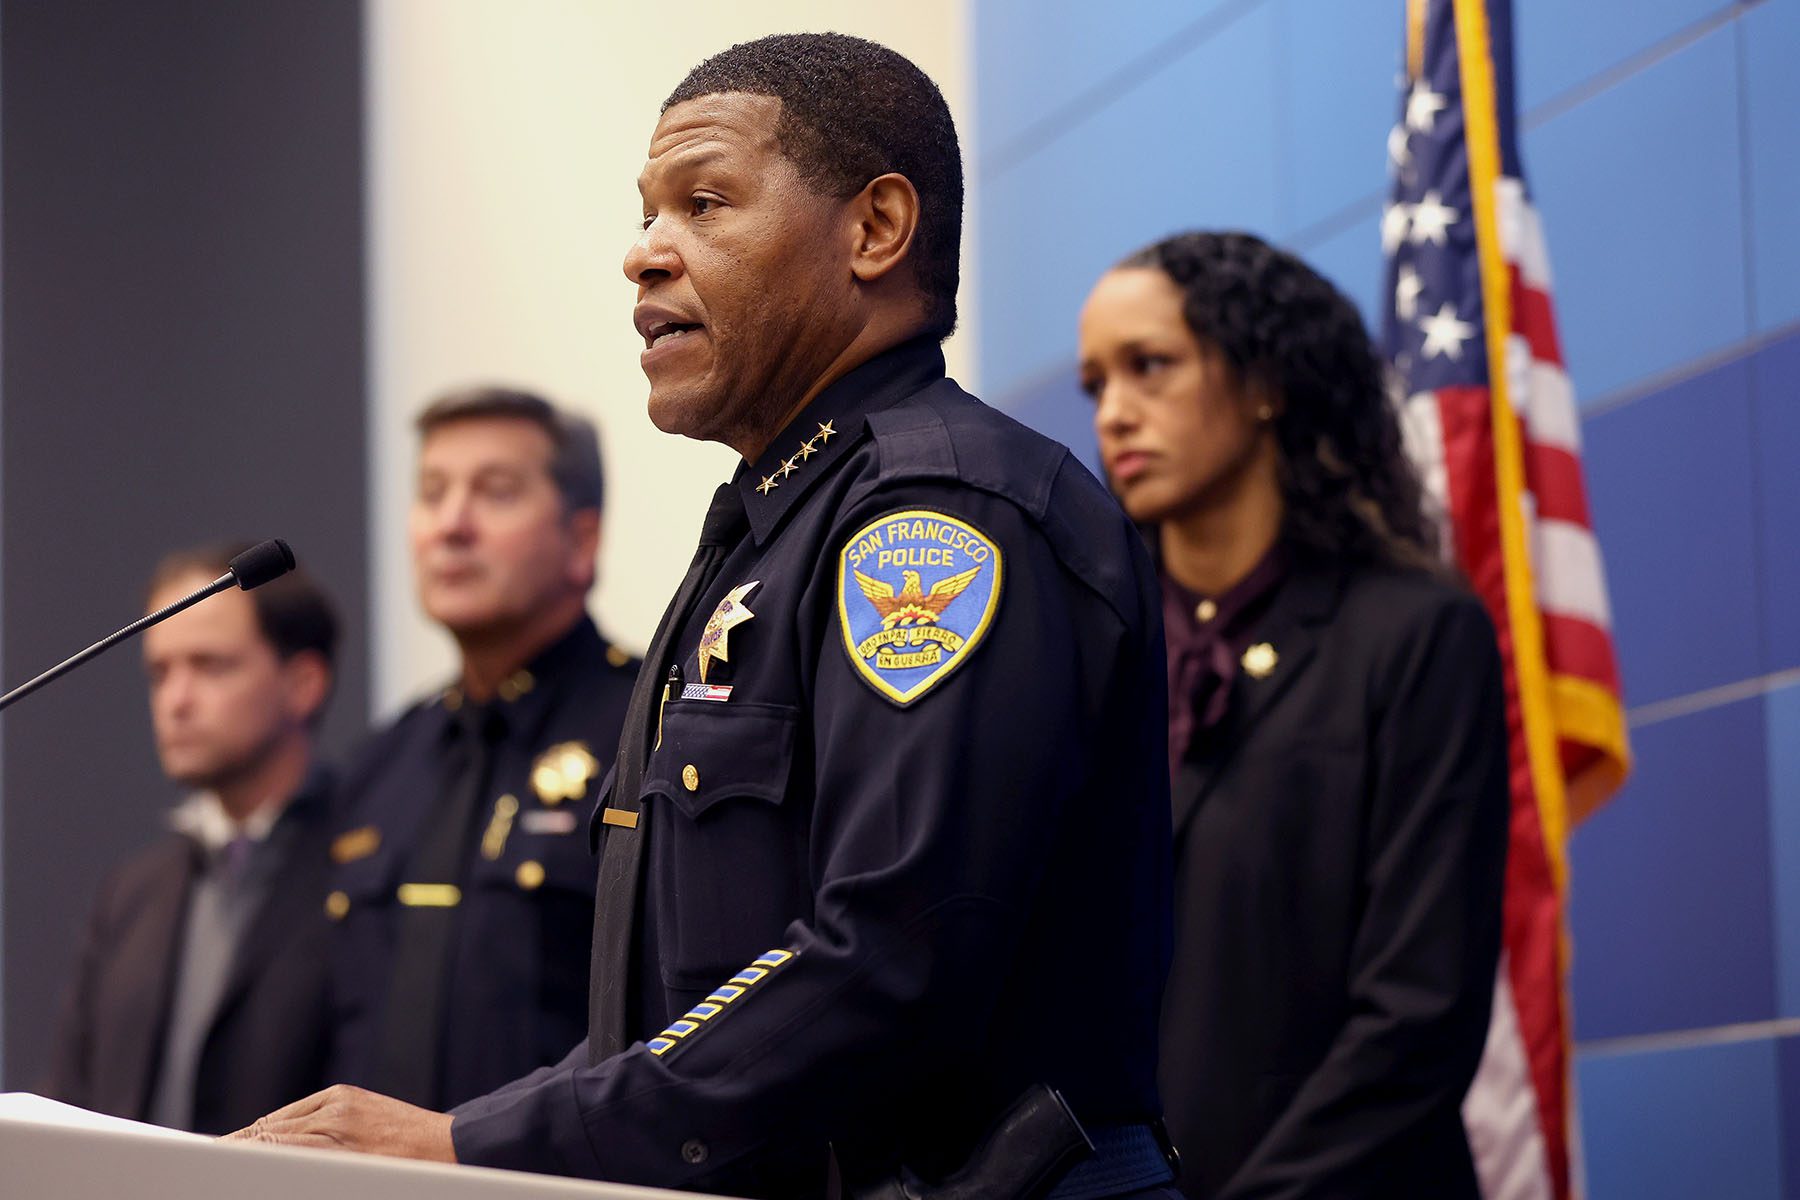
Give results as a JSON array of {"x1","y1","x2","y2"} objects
[
  {"x1": 0, "y1": 538, "x2": 297, "y2": 713},
  {"x1": 227, "y1": 538, "x2": 297, "y2": 590}
]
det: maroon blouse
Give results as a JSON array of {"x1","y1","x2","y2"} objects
[{"x1": 1161, "y1": 544, "x2": 1287, "y2": 771}]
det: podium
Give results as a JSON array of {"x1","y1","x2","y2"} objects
[{"x1": 0, "y1": 1102, "x2": 719, "y2": 1200}]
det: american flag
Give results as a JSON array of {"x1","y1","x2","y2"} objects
[{"x1": 1379, "y1": 2, "x2": 1631, "y2": 1198}]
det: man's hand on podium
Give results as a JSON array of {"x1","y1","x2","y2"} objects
[{"x1": 224, "y1": 1085, "x2": 455, "y2": 1163}]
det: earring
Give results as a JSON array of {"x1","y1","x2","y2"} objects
[{"x1": 1257, "y1": 404, "x2": 1275, "y2": 422}]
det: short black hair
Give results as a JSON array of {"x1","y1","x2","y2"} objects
[
  {"x1": 148, "y1": 544, "x2": 340, "y2": 668},
  {"x1": 415, "y1": 385, "x2": 604, "y2": 513},
  {"x1": 664, "y1": 32, "x2": 964, "y2": 339}
]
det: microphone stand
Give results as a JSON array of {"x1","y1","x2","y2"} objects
[
  {"x1": 0, "y1": 538, "x2": 294, "y2": 714},
  {"x1": 0, "y1": 571, "x2": 237, "y2": 713}
]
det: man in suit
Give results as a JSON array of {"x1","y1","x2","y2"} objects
[
  {"x1": 322, "y1": 387, "x2": 640, "y2": 1111},
  {"x1": 43, "y1": 545, "x2": 340, "y2": 1134}
]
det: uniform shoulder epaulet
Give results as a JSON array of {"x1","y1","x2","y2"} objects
[
  {"x1": 866, "y1": 381, "x2": 1063, "y2": 522},
  {"x1": 865, "y1": 390, "x2": 959, "y2": 483}
]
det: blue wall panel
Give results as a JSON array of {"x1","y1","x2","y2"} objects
[
  {"x1": 1515, "y1": 0, "x2": 1730, "y2": 112},
  {"x1": 1277, "y1": 0, "x2": 1397, "y2": 234},
  {"x1": 1752, "y1": 330, "x2": 1800, "y2": 676},
  {"x1": 978, "y1": 1, "x2": 1282, "y2": 404},
  {"x1": 1741, "y1": 0, "x2": 1800, "y2": 332},
  {"x1": 1782, "y1": 1037, "x2": 1800, "y2": 1199},
  {"x1": 1522, "y1": 25, "x2": 1746, "y2": 402},
  {"x1": 1765, "y1": 683, "x2": 1800, "y2": 1021},
  {"x1": 975, "y1": 0, "x2": 1243, "y2": 164},
  {"x1": 1294, "y1": 203, "x2": 1384, "y2": 333},
  {"x1": 1577, "y1": 1037, "x2": 1784, "y2": 1200},
  {"x1": 1583, "y1": 365, "x2": 1758, "y2": 706},
  {"x1": 1568, "y1": 697, "x2": 1775, "y2": 1040}
]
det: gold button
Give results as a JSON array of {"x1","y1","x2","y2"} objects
[
  {"x1": 1195, "y1": 599, "x2": 1218, "y2": 623},
  {"x1": 516, "y1": 860, "x2": 545, "y2": 891},
  {"x1": 682, "y1": 764, "x2": 700, "y2": 792},
  {"x1": 606, "y1": 645, "x2": 631, "y2": 669},
  {"x1": 324, "y1": 890, "x2": 350, "y2": 920}
]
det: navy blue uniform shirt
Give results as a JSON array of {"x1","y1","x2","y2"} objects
[
  {"x1": 451, "y1": 339, "x2": 1173, "y2": 1194},
  {"x1": 326, "y1": 616, "x2": 639, "y2": 1109}
]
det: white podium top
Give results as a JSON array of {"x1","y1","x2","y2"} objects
[{"x1": 0, "y1": 1094, "x2": 721, "y2": 1200}]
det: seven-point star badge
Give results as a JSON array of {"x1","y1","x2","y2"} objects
[{"x1": 698, "y1": 581, "x2": 761, "y2": 683}]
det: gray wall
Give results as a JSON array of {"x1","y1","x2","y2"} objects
[{"x1": 1, "y1": 0, "x2": 368, "y2": 1087}]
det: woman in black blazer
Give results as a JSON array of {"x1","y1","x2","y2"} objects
[{"x1": 1077, "y1": 231, "x2": 1510, "y2": 1200}]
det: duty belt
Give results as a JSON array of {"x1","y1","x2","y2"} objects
[
  {"x1": 1044, "y1": 1123, "x2": 1178, "y2": 1199},
  {"x1": 843, "y1": 1087, "x2": 1179, "y2": 1200}
]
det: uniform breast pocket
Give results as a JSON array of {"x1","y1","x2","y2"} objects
[
  {"x1": 644, "y1": 701, "x2": 803, "y2": 989},
  {"x1": 466, "y1": 786, "x2": 599, "y2": 901}
]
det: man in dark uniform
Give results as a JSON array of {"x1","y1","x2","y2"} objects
[
  {"x1": 323, "y1": 387, "x2": 641, "y2": 1111},
  {"x1": 45, "y1": 545, "x2": 339, "y2": 1134},
  {"x1": 236, "y1": 35, "x2": 1177, "y2": 1199}
]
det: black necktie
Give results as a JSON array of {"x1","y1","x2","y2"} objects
[
  {"x1": 588, "y1": 483, "x2": 747, "y2": 1063},
  {"x1": 372, "y1": 703, "x2": 503, "y2": 1106}
]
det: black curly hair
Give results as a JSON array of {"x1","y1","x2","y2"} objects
[
  {"x1": 1120, "y1": 231, "x2": 1439, "y2": 568},
  {"x1": 665, "y1": 33, "x2": 964, "y2": 339}
]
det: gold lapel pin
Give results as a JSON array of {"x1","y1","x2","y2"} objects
[{"x1": 1241, "y1": 642, "x2": 1278, "y2": 680}]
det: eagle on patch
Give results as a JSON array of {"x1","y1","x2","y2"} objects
[
  {"x1": 836, "y1": 509, "x2": 1004, "y2": 706},
  {"x1": 852, "y1": 565, "x2": 981, "y2": 629}
]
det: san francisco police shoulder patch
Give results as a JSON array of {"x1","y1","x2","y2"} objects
[{"x1": 837, "y1": 509, "x2": 1003, "y2": 706}]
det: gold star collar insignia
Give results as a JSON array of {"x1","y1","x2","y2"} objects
[
  {"x1": 751, "y1": 421, "x2": 842, "y2": 498},
  {"x1": 698, "y1": 581, "x2": 761, "y2": 683}
]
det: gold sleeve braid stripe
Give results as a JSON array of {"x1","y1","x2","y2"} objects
[{"x1": 645, "y1": 947, "x2": 796, "y2": 1057}]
